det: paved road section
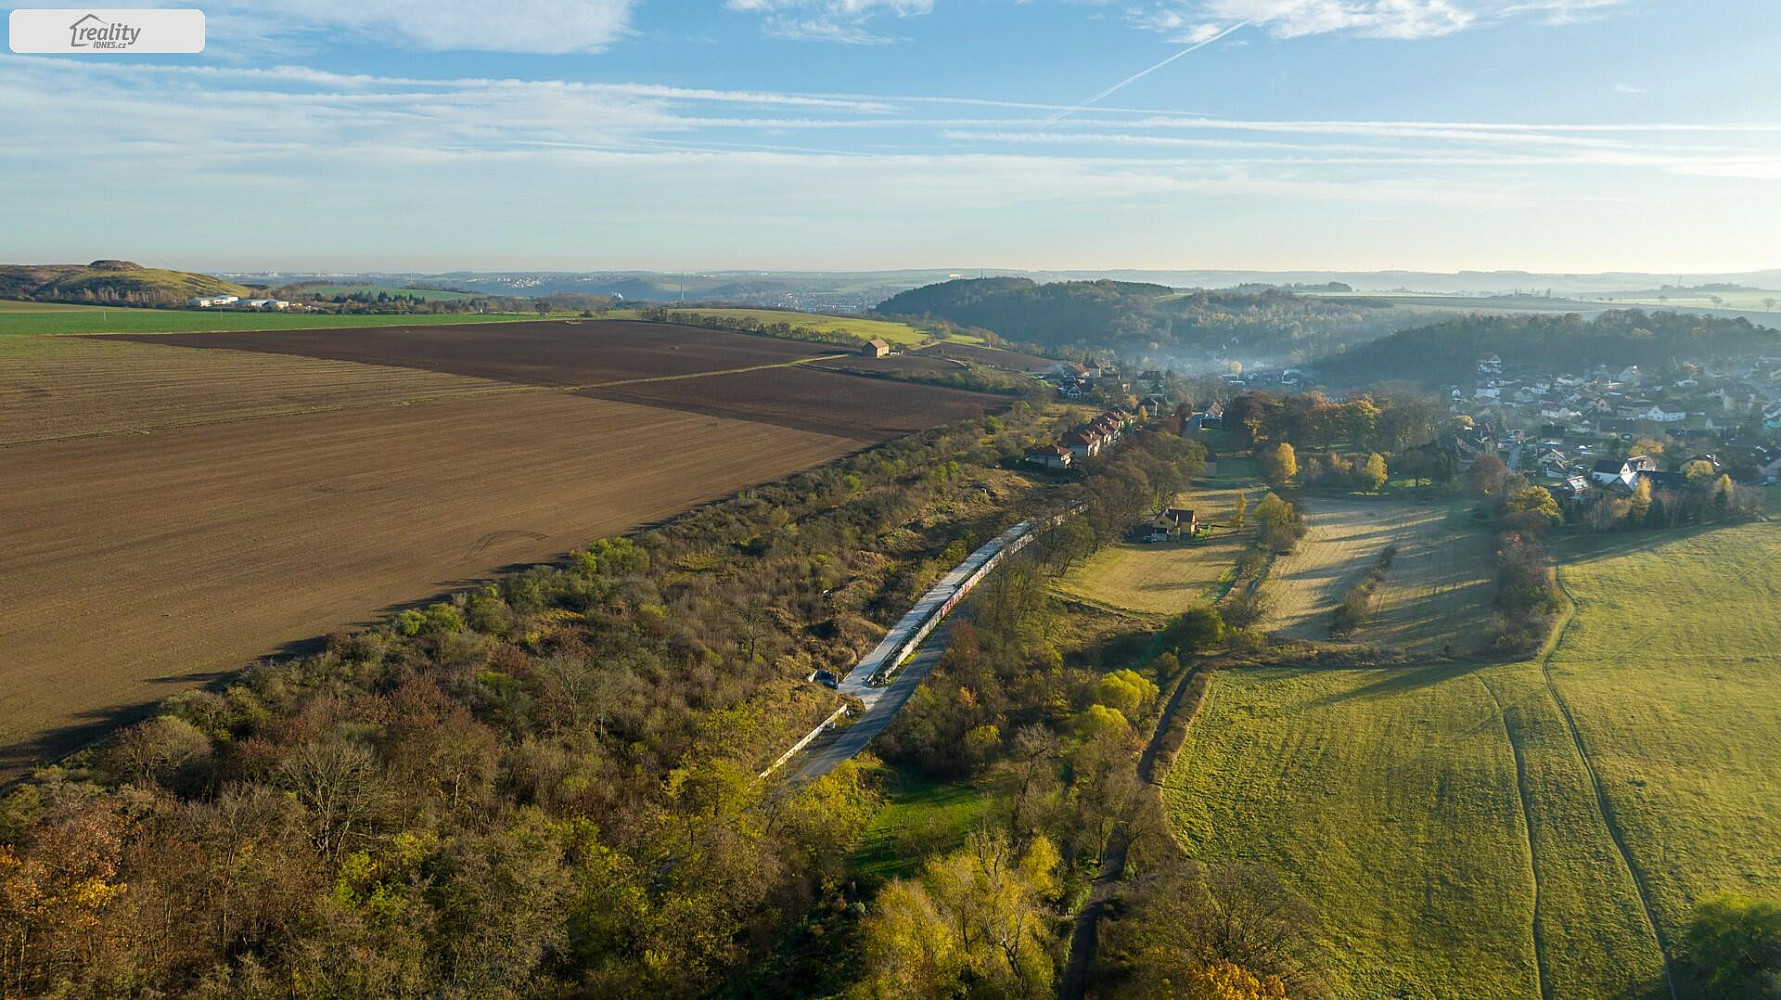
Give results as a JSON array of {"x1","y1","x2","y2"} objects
[
  {"x1": 794, "y1": 619, "x2": 956, "y2": 782},
  {"x1": 788, "y1": 518, "x2": 1043, "y2": 782}
]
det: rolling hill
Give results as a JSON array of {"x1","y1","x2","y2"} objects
[
  {"x1": 0, "y1": 260, "x2": 254, "y2": 307},
  {"x1": 1311, "y1": 309, "x2": 1781, "y2": 386},
  {"x1": 874, "y1": 277, "x2": 1423, "y2": 360}
]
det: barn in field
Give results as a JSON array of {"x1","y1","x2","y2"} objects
[{"x1": 862, "y1": 338, "x2": 891, "y2": 358}]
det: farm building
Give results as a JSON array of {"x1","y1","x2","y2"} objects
[
  {"x1": 187, "y1": 295, "x2": 239, "y2": 308},
  {"x1": 1161, "y1": 507, "x2": 1198, "y2": 535},
  {"x1": 862, "y1": 338, "x2": 891, "y2": 358}
]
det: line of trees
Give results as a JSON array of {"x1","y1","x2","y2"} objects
[{"x1": 1330, "y1": 545, "x2": 1397, "y2": 637}]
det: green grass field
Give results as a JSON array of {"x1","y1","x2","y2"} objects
[
  {"x1": 849, "y1": 763, "x2": 990, "y2": 882},
  {"x1": 606, "y1": 307, "x2": 974, "y2": 346},
  {"x1": 0, "y1": 305, "x2": 548, "y2": 337},
  {"x1": 1055, "y1": 486, "x2": 1253, "y2": 617},
  {"x1": 1166, "y1": 664, "x2": 1544, "y2": 998},
  {"x1": 1162, "y1": 519, "x2": 1781, "y2": 998},
  {"x1": 1549, "y1": 525, "x2": 1781, "y2": 952}
]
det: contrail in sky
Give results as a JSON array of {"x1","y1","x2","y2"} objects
[{"x1": 1042, "y1": 21, "x2": 1248, "y2": 126}]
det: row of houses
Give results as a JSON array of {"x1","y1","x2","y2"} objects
[{"x1": 1024, "y1": 408, "x2": 1136, "y2": 471}]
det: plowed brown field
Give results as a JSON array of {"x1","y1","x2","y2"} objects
[
  {"x1": 112, "y1": 319, "x2": 834, "y2": 386},
  {"x1": 0, "y1": 391, "x2": 857, "y2": 773},
  {"x1": 577, "y1": 365, "x2": 1005, "y2": 440},
  {"x1": 1, "y1": 335, "x2": 521, "y2": 446}
]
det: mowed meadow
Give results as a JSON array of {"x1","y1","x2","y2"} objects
[
  {"x1": 0, "y1": 320, "x2": 1010, "y2": 774},
  {"x1": 1161, "y1": 497, "x2": 1781, "y2": 998}
]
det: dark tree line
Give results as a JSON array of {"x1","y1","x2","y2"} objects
[
  {"x1": 1315, "y1": 309, "x2": 1781, "y2": 387},
  {"x1": 875, "y1": 278, "x2": 1421, "y2": 360}
]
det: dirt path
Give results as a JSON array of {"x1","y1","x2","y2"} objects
[{"x1": 1059, "y1": 662, "x2": 1211, "y2": 1000}]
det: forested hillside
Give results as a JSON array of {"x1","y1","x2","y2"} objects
[
  {"x1": 875, "y1": 277, "x2": 1418, "y2": 359},
  {"x1": 1313, "y1": 309, "x2": 1781, "y2": 385}
]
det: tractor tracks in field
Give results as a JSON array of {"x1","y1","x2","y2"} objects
[
  {"x1": 1541, "y1": 570, "x2": 1678, "y2": 1000},
  {"x1": 1479, "y1": 679, "x2": 1551, "y2": 1000}
]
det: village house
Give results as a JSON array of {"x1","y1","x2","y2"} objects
[
  {"x1": 1590, "y1": 455, "x2": 1657, "y2": 491},
  {"x1": 1160, "y1": 506, "x2": 1198, "y2": 537},
  {"x1": 1062, "y1": 428, "x2": 1104, "y2": 461},
  {"x1": 862, "y1": 338, "x2": 891, "y2": 358},
  {"x1": 1023, "y1": 443, "x2": 1073, "y2": 472}
]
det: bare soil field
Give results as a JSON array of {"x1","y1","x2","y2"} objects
[
  {"x1": 577, "y1": 365, "x2": 1007, "y2": 440},
  {"x1": 1262, "y1": 498, "x2": 1452, "y2": 641},
  {"x1": 805, "y1": 353, "x2": 965, "y2": 376},
  {"x1": 1, "y1": 334, "x2": 521, "y2": 446},
  {"x1": 111, "y1": 319, "x2": 835, "y2": 387},
  {"x1": 0, "y1": 392, "x2": 858, "y2": 774},
  {"x1": 916, "y1": 343, "x2": 1058, "y2": 371}
]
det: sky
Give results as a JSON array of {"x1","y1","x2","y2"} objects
[{"x1": 2, "y1": 0, "x2": 1779, "y2": 274}]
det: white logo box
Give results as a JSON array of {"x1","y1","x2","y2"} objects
[{"x1": 9, "y1": 8, "x2": 205, "y2": 53}]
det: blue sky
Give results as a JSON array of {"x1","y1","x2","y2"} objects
[{"x1": 3, "y1": 0, "x2": 1778, "y2": 273}]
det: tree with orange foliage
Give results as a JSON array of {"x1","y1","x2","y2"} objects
[{"x1": 1182, "y1": 960, "x2": 1291, "y2": 999}]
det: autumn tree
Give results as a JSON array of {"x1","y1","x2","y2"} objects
[
  {"x1": 1263, "y1": 443, "x2": 1297, "y2": 487},
  {"x1": 1467, "y1": 454, "x2": 1511, "y2": 497},
  {"x1": 1506, "y1": 486, "x2": 1563, "y2": 529},
  {"x1": 1628, "y1": 476, "x2": 1653, "y2": 525},
  {"x1": 1359, "y1": 453, "x2": 1389, "y2": 492}
]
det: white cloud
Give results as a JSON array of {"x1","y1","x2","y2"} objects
[
  {"x1": 725, "y1": 0, "x2": 935, "y2": 43},
  {"x1": 1138, "y1": 0, "x2": 1625, "y2": 40},
  {"x1": 213, "y1": 0, "x2": 635, "y2": 54}
]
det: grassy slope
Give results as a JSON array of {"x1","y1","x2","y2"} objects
[
  {"x1": 41, "y1": 267, "x2": 254, "y2": 300},
  {"x1": 1160, "y1": 515, "x2": 1781, "y2": 998},
  {"x1": 1166, "y1": 664, "x2": 1541, "y2": 999},
  {"x1": 848, "y1": 763, "x2": 990, "y2": 882},
  {"x1": 1054, "y1": 484, "x2": 1252, "y2": 617},
  {"x1": 1550, "y1": 525, "x2": 1781, "y2": 949},
  {"x1": 606, "y1": 307, "x2": 977, "y2": 346}
]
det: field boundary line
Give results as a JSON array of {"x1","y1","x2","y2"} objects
[
  {"x1": 570, "y1": 354, "x2": 849, "y2": 389},
  {"x1": 1478, "y1": 677, "x2": 1550, "y2": 1000},
  {"x1": 1543, "y1": 570, "x2": 1678, "y2": 1000}
]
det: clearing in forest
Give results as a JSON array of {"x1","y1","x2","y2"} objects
[{"x1": 1054, "y1": 485, "x2": 1253, "y2": 618}]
